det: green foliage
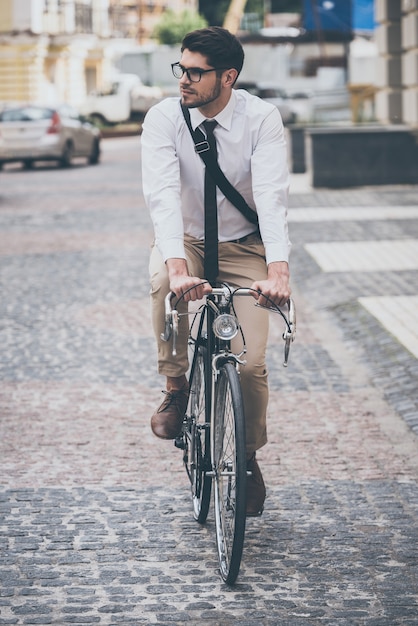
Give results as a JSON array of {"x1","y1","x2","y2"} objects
[{"x1": 152, "y1": 9, "x2": 208, "y2": 45}]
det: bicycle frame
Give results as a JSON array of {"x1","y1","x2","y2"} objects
[
  {"x1": 162, "y1": 283, "x2": 297, "y2": 479},
  {"x1": 189, "y1": 289, "x2": 247, "y2": 474}
]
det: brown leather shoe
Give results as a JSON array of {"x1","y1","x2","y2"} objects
[
  {"x1": 246, "y1": 453, "x2": 266, "y2": 517},
  {"x1": 151, "y1": 385, "x2": 189, "y2": 440}
]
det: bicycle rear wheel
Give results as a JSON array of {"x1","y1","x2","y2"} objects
[
  {"x1": 186, "y1": 345, "x2": 211, "y2": 523},
  {"x1": 213, "y1": 362, "x2": 247, "y2": 585}
]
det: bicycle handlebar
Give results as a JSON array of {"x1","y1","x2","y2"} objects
[{"x1": 161, "y1": 284, "x2": 296, "y2": 365}]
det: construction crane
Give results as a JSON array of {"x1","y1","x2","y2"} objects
[{"x1": 223, "y1": 0, "x2": 248, "y2": 34}]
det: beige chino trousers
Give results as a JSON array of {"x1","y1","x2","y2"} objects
[{"x1": 149, "y1": 232, "x2": 270, "y2": 453}]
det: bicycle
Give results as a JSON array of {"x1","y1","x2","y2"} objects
[{"x1": 161, "y1": 283, "x2": 296, "y2": 584}]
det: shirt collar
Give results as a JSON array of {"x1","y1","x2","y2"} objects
[{"x1": 189, "y1": 90, "x2": 236, "y2": 132}]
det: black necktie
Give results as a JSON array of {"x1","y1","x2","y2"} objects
[{"x1": 202, "y1": 120, "x2": 218, "y2": 285}]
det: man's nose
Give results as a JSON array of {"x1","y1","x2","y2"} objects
[{"x1": 180, "y1": 71, "x2": 191, "y2": 85}]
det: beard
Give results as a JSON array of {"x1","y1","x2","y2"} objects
[{"x1": 181, "y1": 76, "x2": 222, "y2": 109}]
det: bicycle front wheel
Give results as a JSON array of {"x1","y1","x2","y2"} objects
[
  {"x1": 187, "y1": 345, "x2": 211, "y2": 524},
  {"x1": 213, "y1": 362, "x2": 247, "y2": 585}
]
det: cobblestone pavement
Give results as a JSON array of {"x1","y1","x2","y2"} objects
[{"x1": 1, "y1": 136, "x2": 418, "y2": 625}]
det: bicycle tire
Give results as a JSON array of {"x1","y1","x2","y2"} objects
[
  {"x1": 213, "y1": 362, "x2": 247, "y2": 585},
  {"x1": 186, "y1": 345, "x2": 212, "y2": 523}
]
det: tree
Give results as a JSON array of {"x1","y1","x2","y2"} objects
[{"x1": 153, "y1": 9, "x2": 208, "y2": 45}]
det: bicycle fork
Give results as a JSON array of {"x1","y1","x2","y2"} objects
[{"x1": 207, "y1": 353, "x2": 245, "y2": 480}]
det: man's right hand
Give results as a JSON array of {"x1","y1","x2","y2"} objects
[{"x1": 166, "y1": 258, "x2": 212, "y2": 302}]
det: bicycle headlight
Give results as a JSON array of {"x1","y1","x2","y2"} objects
[{"x1": 213, "y1": 314, "x2": 239, "y2": 340}]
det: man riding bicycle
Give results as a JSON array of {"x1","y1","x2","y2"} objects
[{"x1": 141, "y1": 26, "x2": 291, "y2": 517}]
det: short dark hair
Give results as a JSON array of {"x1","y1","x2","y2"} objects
[{"x1": 181, "y1": 27, "x2": 244, "y2": 77}]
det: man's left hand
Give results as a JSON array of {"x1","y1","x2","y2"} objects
[{"x1": 251, "y1": 261, "x2": 291, "y2": 308}]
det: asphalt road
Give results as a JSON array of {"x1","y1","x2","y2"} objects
[{"x1": 1, "y1": 136, "x2": 418, "y2": 625}]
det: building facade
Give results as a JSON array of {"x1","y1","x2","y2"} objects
[
  {"x1": 376, "y1": 0, "x2": 418, "y2": 126},
  {"x1": 1, "y1": 0, "x2": 417, "y2": 130},
  {"x1": 0, "y1": 0, "x2": 197, "y2": 107}
]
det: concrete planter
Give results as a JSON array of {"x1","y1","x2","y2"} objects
[{"x1": 309, "y1": 125, "x2": 418, "y2": 188}]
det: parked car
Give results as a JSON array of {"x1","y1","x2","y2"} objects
[
  {"x1": 235, "y1": 82, "x2": 297, "y2": 125},
  {"x1": 0, "y1": 104, "x2": 101, "y2": 169}
]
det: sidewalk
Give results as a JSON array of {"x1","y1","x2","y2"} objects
[
  {"x1": 288, "y1": 169, "x2": 418, "y2": 434},
  {"x1": 0, "y1": 136, "x2": 417, "y2": 625}
]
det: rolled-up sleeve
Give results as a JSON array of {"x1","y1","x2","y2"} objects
[{"x1": 141, "y1": 104, "x2": 186, "y2": 262}]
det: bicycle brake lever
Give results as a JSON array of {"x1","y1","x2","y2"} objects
[
  {"x1": 160, "y1": 318, "x2": 172, "y2": 342},
  {"x1": 171, "y1": 309, "x2": 178, "y2": 356},
  {"x1": 282, "y1": 299, "x2": 296, "y2": 367},
  {"x1": 161, "y1": 292, "x2": 176, "y2": 343},
  {"x1": 160, "y1": 309, "x2": 179, "y2": 356},
  {"x1": 283, "y1": 337, "x2": 291, "y2": 367}
]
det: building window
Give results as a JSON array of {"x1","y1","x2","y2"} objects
[{"x1": 75, "y1": 2, "x2": 93, "y2": 33}]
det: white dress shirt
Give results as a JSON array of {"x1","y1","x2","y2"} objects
[{"x1": 141, "y1": 88, "x2": 291, "y2": 266}]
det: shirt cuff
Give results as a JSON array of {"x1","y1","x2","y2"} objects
[
  {"x1": 264, "y1": 242, "x2": 291, "y2": 266},
  {"x1": 157, "y1": 238, "x2": 186, "y2": 263}
]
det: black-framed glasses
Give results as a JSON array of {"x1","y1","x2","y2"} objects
[{"x1": 171, "y1": 62, "x2": 227, "y2": 83}]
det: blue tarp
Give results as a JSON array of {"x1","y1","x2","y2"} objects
[{"x1": 303, "y1": 0, "x2": 375, "y2": 34}]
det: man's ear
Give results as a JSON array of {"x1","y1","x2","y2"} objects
[{"x1": 223, "y1": 68, "x2": 238, "y2": 87}]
